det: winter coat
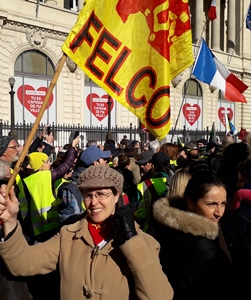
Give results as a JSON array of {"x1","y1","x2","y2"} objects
[
  {"x1": 152, "y1": 197, "x2": 235, "y2": 300},
  {"x1": 225, "y1": 190, "x2": 251, "y2": 299},
  {"x1": 129, "y1": 157, "x2": 141, "y2": 184},
  {"x1": 0, "y1": 218, "x2": 173, "y2": 300}
]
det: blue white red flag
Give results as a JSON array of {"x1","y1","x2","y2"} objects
[
  {"x1": 208, "y1": 0, "x2": 217, "y2": 21},
  {"x1": 192, "y1": 39, "x2": 248, "y2": 103}
]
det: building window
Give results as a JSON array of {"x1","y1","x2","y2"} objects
[
  {"x1": 15, "y1": 50, "x2": 54, "y2": 77},
  {"x1": 64, "y1": 0, "x2": 78, "y2": 11},
  {"x1": 14, "y1": 50, "x2": 56, "y2": 125},
  {"x1": 183, "y1": 79, "x2": 202, "y2": 96},
  {"x1": 181, "y1": 79, "x2": 203, "y2": 130}
]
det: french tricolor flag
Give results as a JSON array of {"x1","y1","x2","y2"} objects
[
  {"x1": 192, "y1": 39, "x2": 248, "y2": 103},
  {"x1": 208, "y1": 0, "x2": 217, "y2": 21}
]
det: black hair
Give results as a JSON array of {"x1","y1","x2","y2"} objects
[{"x1": 184, "y1": 170, "x2": 225, "y2": 203}]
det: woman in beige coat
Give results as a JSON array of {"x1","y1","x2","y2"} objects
[{"x1": 0, "y1": 166, "x2": 173, "y2": 300}]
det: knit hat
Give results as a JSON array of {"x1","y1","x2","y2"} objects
[
  {"x1": 80, "y1": 145, "x2": 111, "y2": 166},
  {"x1": 77, "y1": 166, "x2": 124, "y2": 194},
  {"x1": 0, "y1": 136, "x2": 13, "y2": 156},
  {"x1": 136, "y1": 150, "x2": 154, "y2": 165},
  {"x1": 28, "y1": 152, "x2": 48, "y2": 171}
]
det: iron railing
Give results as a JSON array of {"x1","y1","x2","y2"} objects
[{"x1": 0, "y1": 120, "x2": 226, "y2": 148}]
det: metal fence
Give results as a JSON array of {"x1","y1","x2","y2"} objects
[{"x1": 0, "y1": 120, "x2": 227, "y2": 148}]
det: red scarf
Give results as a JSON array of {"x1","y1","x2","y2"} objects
[{"x1": 87, "y1": 217, "x2": 116, "y2": 245}]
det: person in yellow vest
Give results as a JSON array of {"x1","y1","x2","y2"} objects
[
  {"x1": 23, "y1": 136, "x2": 79, "y2": 243},
  {"x1": 133, "y1": 152, "x2": 172, "y2": 234}
]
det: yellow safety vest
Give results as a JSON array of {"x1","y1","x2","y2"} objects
[
  {"x1": 24, "y1": 171, "x2": 61, "y2": 236},
  {"x1": 11, "y1": 169, "x2": 28, "y2": 219},
  {"x1": 54, "y1": 177, "x2": 69, "y2": 201},
  {"x1": 135, "y1": 177, "x2": 168, "y2": 232}
]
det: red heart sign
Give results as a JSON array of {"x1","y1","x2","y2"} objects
[
  {"x1": 218, "y1": 107, "x2": 233, "y2": 127},
  {"x1": 182, "y1": 103, "x2": 201, "y2": 126},
  {"x1": 17, "y1": 85, "x2": 54, "y2": 117},
  {"x1": 86, "y1": 93, "x2": 114, "y2": 121}
]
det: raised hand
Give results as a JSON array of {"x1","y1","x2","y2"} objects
[
  {"x1": 0, "y1": 185, "x2": 19, "y2": 235},
  {"x1": 72, "y1": 136, "x2": 80, "y2": 148}
]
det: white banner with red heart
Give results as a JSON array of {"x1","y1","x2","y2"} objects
[
  {"x1": 217, "y1": 102, "x2": 235, "y2": 132},
  {"x1": 15, "y1": 77, "x2": 56, "y2": 124},
  {"x1": 86, "y1": 93, "x2": 114, "y2": 121},
  {"x1": 182, "y1": 99, "x2": 202, "y2": 129},
  {"x1": 84, "y1": 86, "x2": 116, "y2": 126}
]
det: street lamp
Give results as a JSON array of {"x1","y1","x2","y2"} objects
[{"x1": 8, "y1": 76, "x2": 15, "y2": 130}]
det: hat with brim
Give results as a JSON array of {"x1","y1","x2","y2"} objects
[
  {"x1": 80, "y1": 145, "x2": 111, "y2": 166},
  {"x1": 136, "y1": 150, "x2": 154, "y2": 164}
]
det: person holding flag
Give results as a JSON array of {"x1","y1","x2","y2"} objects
[{"x1": 0, "y1": 166, "x2": 174, "y2": 300}]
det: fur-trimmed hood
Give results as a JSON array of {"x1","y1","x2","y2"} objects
[{"x1": 153, "y1": 197, "x2": 219, "y2": 240}]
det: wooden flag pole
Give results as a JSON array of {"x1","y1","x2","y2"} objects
[{"x1": 5, "y1": 53, "x2": 67, "y2": 197}]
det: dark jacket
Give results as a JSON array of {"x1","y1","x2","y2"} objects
[
  {"x1": 28, "y1": 136, "x2": 52, "y2": 156},
  {"x1": 225, "y1": 193, "x2": 251, "y2": 299},
  {"x1": 152, "y1": 197, "x2": 235, "y2": 300},
  {"x1": 115, "y1": 167, "x2": 137, "y2": 201}
]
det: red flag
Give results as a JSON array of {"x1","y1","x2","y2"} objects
[{"x1": 208, "y1": 0, "x2": 217, "y2": 21}]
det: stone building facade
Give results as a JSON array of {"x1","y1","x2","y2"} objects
[{"x1": 0, "y1": 0, "x2": 251, "y2": 138}]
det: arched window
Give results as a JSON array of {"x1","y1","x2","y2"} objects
[
  {"x1": 181, "y1": 79, "x2": 203, "y2": 130},
  {"x1": 15, "y1": 51, "x2": 54, "y2": 76},
  {"x1": 14, "y1": 50, "x2": 56, "y2": 124}
]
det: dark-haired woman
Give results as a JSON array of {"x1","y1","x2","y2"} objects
[{"x1": 152, "y1": 171, "x2": 235, "y2": 300}]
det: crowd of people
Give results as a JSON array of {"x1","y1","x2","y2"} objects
[{"x1": 0, "y1": 127, "x2": 251, "y2": 299}]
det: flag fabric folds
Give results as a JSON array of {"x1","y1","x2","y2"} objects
[
  {"x1": 177, "y1": 136, "x2": 184, "y2": 148},
  {"x1": 208, "y1": 0, "x2": 217, "y2": 21},
  {"x1": 209, "y1": 122, "x2": 216, "y2": 143},
  {"x1": 238, "y1": 127, "x2": 249, "y2": 141},
  {"x1": 62, "y1": 0, "x2": 194, "y2": 140},
  {"x1": 192, "y1": 38, "x2": 248, "y2": 103},
  {"x1": 246, "y1": 3, "x2": 251, "y2": 30},
  {"x1": 225, "y1": 112, "x2": 237, "y2": 136}
]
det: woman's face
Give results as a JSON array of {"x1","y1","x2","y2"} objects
[
  {"x1": 40, "y1": 159, "x2": 52, "y2": 171},
  {"x1": 187, "y1": 186, "x2": 227, "y2": 224},
  {"x1": 237, "y1": 172, "x2": 248, "y2": 189},
  {"x1": 83, "y1": 188, "x2": 119, "y2": 223}
]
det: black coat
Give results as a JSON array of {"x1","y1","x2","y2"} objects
[
  {"x1": 152, "y1": 198, "x2": 236, "y2": 300},
  {"x1": 225, "y1": 200, "x2": 251, "y2": 299}
]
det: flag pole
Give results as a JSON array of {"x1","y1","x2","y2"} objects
[
  {"x1": 227, "y1": 2, "x2": 251, "y2": 65},
  {"x1": 171, "y1": 18, "x2": 208, "y2": 143},
  {"x1": 5, "y1": 53, "x2": 67, "y2": 197}
]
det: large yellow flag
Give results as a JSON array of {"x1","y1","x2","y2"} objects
[{"x1": 62, "y1": 0, "x2": 193, "y2": 140}]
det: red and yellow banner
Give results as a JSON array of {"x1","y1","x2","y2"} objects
[{"x1": 62, "y1": 0, "x2": 193, "y2": 140}]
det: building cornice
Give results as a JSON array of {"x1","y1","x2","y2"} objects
[{"x1": 0, "y1": 17, "x2": 68, "y2": 41}]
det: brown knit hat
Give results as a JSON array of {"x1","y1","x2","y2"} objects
[{"x1": 77, "y1": 166, "x2": 124, "y2": 194}]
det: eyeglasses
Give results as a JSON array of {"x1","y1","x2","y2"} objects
[
  {"x1": 7, "y1": 144, "x2": 20, "y2": 151},
  {"x1": 84, "y1": 191, "x2": 113, "y2": 202}
]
